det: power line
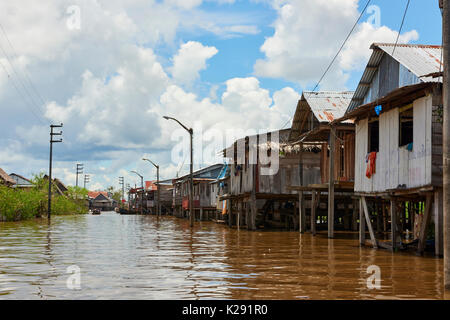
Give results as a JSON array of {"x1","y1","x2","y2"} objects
[
  {"x1": 0, "y1": 58, "x2": 47, "y2": 125},
  {"x1": 392, "y1": 0, "x2": 411, "y2": 57},
  {"x1": 280, "y1": 0, "x2": 373, "y2": 136},
  {"x1": 0, "y1": 22, "x2": 48, "y2": 109},
  {"x1": 0, "y1": 23, "x2": 49, "y2": 124}
]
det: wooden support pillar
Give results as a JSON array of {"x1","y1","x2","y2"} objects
[
  {"x1": 361, "y1": 196, "x2": 378, "y2": 248},
  {"x1": 418, "y1": 194, "x2": 433, "y2": 255},
  {"x1": 294, "y1": 200, "x2": 299, "y2": 231},
  {"x1": 359, "y1": 198, "x2": 365, "y2": 245},
  {"x1": 352, "y1": 199, "x2": 358, "y2": 231},
  {"x1": 435, "y1": 189, "x2": 444, "y2": 257},
  {"x1": 391, "y1": 200, "x2": 397, "y2": 251},
  {"x1": 200, "y1": 208, "x2": 203, "y2": 221},
  {"x1": 245, "y1": 202, "x2": 249, "y2": 227},
  {"x1": 311, "y1": 191, "x2": 317, "y2": 235},
  {"x1": 328, "y1": 126, "x2": 336, "y2": 238},
  {"x1": 249, "y1": 194, "x2": 257, "y2": 231},
  {"x1": 237, "y1": 202, "x2": 241, "y2": 230},
  {"x1": 299, "y1": 191, "x2": 306, "y2": 233},
  {"x1": 228, "y1": 199, "x2": 232, "y2": 227}
]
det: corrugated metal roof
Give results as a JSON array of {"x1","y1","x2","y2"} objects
[
  {"x1": 174, "y1": 163, "x2": 224, "y2": 182},
  {"x1": 379, "y1": 43, "x2": 442, "y2": 80},
  {"x1": 347, "y1": 43, "x2": 443, "y2": 112},
  {"x1": 303, "y1": 91, "x2": 354, "y2": 123},
  {"x1": 0, "y1": 168, "x2": 16, "y2": 185}
]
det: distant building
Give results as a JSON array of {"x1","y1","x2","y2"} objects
[
  {"x1": 43, "y1": 175, "x2": 68, "y2": 196},
  {"x1": 0, "y1": 168, "x2": 16, "y2": 187},
  {"x1": 9, "y1": 173, "x2": 33, "y2": 189},
  {"x1": 88, "y1": 191, "x2": 116, "y2": 211}
]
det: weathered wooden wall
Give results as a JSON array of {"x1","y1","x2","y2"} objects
[
  {"x1": 320, "y1": 132, "x2": 355, "y2": 183},
  {"x1": 229, "y1": 152, "x2": 321, "y2": 195},
  {"x1": 355, "y1": 94, "x2": 434, "y2": 192}
]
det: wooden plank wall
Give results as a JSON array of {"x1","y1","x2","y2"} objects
[
  {"x1": 229, "y1": 152, "x2": 321, "y2": 195},
  {"x1": 354, "y1": 94, "x2": 433, "y2": 192},
  {"x1": 320, "y1": 132, "x2": 355, "y2": 183},
  {"x1": 432, "y1": 104, "x2": 443, "y2": 186}
]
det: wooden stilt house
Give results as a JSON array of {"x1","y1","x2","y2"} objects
[
  {"x1": 221, "y1": 129, "x2": 322, "y2": 230},
  {"x1": 144, "y1": 179, "x2": 173, "y2": 215},
  {"x1": 210, "y1": 163, "x2": 230, "y2": 222},
  {"x1": 286, "y1": 91, "x2": 356, "y2": 236},
  {"x1": 172, "y1": 164, "x2": 224, "y2": 220},
  {"x1": 335, "y1": 43, "x2": 444, "y2": 255}
]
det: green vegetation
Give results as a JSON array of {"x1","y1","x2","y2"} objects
[
  {"x1": 107, "y1": 186, "x2": 122, "y2": 204},
  {"x1": 0, "y1": 173, "x2": 88, "y2": 222}
]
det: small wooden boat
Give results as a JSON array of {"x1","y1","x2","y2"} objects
[{"x1": 92, "y1": 209, "x2": 101, "y2": 215}]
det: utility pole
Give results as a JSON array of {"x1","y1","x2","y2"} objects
[
  {"x1": 163, "y1": 116, "x2": 194, "y2": 227},
  {"x1": 48, "y1": 123, "x2": 63, "y2": 219},
  {"x1": 126, "y1": 184, "x2": 130, "y2": 209},
  {"x1": 119, "y1": 177, "x2": 124, "y2": 208},
  {"x1": 143, "y1": 158, "x2": 160, "y2": 216},
  {"x1": 84, "y1": 174, "x2": 90, "y2": 189},
  {"x1": 441, "y1": 0, "x2": 450, "y2": 290},
  {"x1": 131, "y1": 171, "x2": 144, "y2": 215},
  {"x1": 75, "y1": 163, "x2": 83, "y2": 188}
]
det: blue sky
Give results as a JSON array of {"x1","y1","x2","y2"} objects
[{"x1": 0, "y1": 0, "x2": 444, "y2": 190}]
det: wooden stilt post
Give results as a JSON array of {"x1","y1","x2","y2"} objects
[
  {"x1": 245, "y1": 201, "x2": 249, "y2": 228},
  {"x1": 298, "y1": 142, "x2": 305, "y2": 233},
  {"x1": 418, "y1": 194, "x2": 433, "y2": 255},
  {"x1": 352, "y1": 199, "x2": 358, "y2": 231},
  {"x1": 440, "y1": 0, "x2": 450, "y2": 289},
  {"x1": 359, "y1": 197, "x2": 365, "y2": 245},
  {"x1": 391, "y1": 200, "x2": 397, "y2": 251},
  {"x1": 311, "y1": 191, "x2": 317, "y2": 235},
  {"x1": 237, "y1": 201, "x2": 241, "y2": 230},
  {"x1": 361, "y1": 196, "x2": 378, "y2": 248},
  {"x1": 435, "y1": 189, "x2": 444, "y2": 257},
  {"x1": 249, "y1": 194, "x2": 257, "y2": 231},
  {"x1": 200, "y1": 208, "x2": 203, "y2": 221},
  {"x1": 228, "y1": 199, "x2": 232, "y2": 227},
  {"x1": 299, "y1": 191, "x2": 306, "y2": 233},
  {"x1": 328, "y1": 126, "x2": 336, "y2": 238}
]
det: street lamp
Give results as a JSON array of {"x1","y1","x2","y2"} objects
[
  {"x1": 163, "y1": 116, "x2": 194, "y2": 227},
  {"x1": 130, "y1": 170, "x2": 144, "y2": 215},
  {"x1": 143, "y1": 158, "x2": 160, "y2": 216}
]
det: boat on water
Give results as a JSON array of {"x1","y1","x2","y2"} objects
[{"x1": 92, "y1": 209, "x2": 101, "y2": 215}]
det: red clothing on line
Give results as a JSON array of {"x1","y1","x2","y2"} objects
[{"x1": 366, "y1": 152, "x2": 377, "y2": 178}]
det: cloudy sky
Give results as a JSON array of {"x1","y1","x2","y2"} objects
[{"x1": 0, "y1": 0, "x2": 443, "y2": 190}]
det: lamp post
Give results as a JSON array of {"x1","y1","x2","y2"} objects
[
  {"x1": 119, "y1": 177, "x2": 124, "y2": 208},
  {"x1": 163, "y1": 116, "x2": 194, "y2": 227},
  {"x1": 131, "y1": 170, "x2": 144, "y2": 215},
  {"x1": 143, "y1": 158, "x2": 160, "y2": 216}
]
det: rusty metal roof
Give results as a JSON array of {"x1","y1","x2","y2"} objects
[
  {"x1": 302, "y1": 91, "x2": 354, "y2": 123},
  {"x1": 0, "y1": 168, "x2": 16, "y2": 185},
  {"x1": 347, "y1": 43, "x2": 443, "y2": 113},
  {"x1": 289, "y1": 91, "x2": 354, "y2": 142}
]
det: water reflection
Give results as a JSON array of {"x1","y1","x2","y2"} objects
[{"x1": 0, "y1": 212, "x2": 447, "y2": 299}]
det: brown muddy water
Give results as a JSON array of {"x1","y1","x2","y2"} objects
[{"x1": 0, "y1": 212, "x2": 447, "y2": 299}]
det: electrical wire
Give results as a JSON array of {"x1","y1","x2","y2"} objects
[
  {"x1": 0, "y1": 22, "x2": 48, "y2": 109},
  {"x1": 0, "y1": 24, "x2": 49, "y2": 125},
  {"x1": 0, "y1": 58, "x2": 47, "y2": 125},
  {"x1": 392, "y1": 0, "x2": 411, "y2": 57},
  {"x1": 280, "y1": 0, "x2": 373, "y2": 142}
]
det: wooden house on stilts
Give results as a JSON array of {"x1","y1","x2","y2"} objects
[
  {"x1": 286, "y1": 91, "x2": 356, "y2": 237},
  {"x1": 334, "y1": 43, "x2": 444, "y2": 255},
  {"x1": 172, "y1": 164, "x2": 224, "y2": 221},
  {"x1": 221, "y1": 129, "x2": 322, "y2": 230}
]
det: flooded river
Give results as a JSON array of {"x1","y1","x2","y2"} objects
[{"x1": 0, "y1": 212, "x2": 447, "y2": 299}]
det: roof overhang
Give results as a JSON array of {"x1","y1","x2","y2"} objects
[{"x1": 334, "y1": 82, "x2": 437, "y2": 124}]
